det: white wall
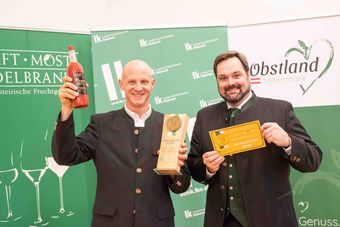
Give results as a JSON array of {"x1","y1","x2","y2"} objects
[{"x1": 1, "y1": 0, "x2": 340, "y2": 32}]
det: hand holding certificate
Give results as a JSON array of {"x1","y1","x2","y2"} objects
[{"x1": 209, "y1": 120, "x2": 266, "y2": 156}]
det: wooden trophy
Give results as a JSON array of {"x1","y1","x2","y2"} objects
[{"x1": 155, "y1": 114, "x2": 189, "y2": 175}]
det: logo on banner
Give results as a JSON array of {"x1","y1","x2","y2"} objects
[
  {"x1": 199, "y1": 98, "x2": 222, "y2": 108},
  {"x1": 183, "y1": 208, "x2": 205, "y2": 219},
  {"x1": 154, "y1": 91, "x2": 189, "y2": 105},
  {"x1": 192, "y1": 69, "x2": 214, "y2": 80},
  {"x1": 101, "y1": 60, "x2": 125, "y2": 105},
  {"x1": 184, "y1": 38, "x2": 219, "y2": 51},
  {"x1": 180, "y1": 181, "x2": 208, "y2": 197},
  {"x1": 249, "y1": 39, "x2": 334, "y2": 95},
  {"x1": 0, "y1": 49, "x2": 68, "y2": 96},
  {"x1": 139, "y1": 34, "x2": 174, "y2": 48},
  {"x1": 297, "y1": 200, "x2": 340, "y2": 226},
  {"x1": 93, "y1": 31, "x2": 128, "y2": 44},
  {"x1": 151, "y1": 63, "x2": 182, "y2": 75},
  {"x1": 298, "y1": 201, "x2": 309, "y2": 214}
]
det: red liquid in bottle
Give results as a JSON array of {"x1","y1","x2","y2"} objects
[{"x1": 67, "y1": 46, "x2": 88, "y2": 108}]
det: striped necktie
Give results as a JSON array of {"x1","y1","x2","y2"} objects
[{"x1": 228, "y1": 108, "x2": 240, "y2": 126}]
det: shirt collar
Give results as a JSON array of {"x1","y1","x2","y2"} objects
[{"x1": 124, "y1": 104, "x2": 152, "y2": 127}]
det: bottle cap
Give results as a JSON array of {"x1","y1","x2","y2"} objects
[{"x1": 68, "y1": 46, "x2": 75, "y2": 51}]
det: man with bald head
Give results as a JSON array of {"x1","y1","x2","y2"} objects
[{"x1": 52, "y1": 60, "x2": 191, "y2": 227}]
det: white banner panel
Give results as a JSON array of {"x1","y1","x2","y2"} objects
[
  {"x1": 228, "y1": 15, "x2": 340, "y2": 108},
  {"x1": 229, "y1": 16, "x2": 340, "y2": 227}
]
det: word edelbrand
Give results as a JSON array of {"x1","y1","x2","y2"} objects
[{"x1": 0, "y1": 50, "x2": 69, "y2": 86}]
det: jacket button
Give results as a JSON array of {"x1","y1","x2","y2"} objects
[
  {"x1": 136, "y1": 168, "x2": 142, "y2": 174},
  {"x1": 134, "y1": 129, "x2": 139, "y2": 135},
  {"x1": 135, "y1": 188, "x2": 142, "y2": 194},
  {"x1": 220, "y1": 185, "x2": 225, "y2": 190},
  {"x1": 222, "y1": 162, "x2": 228, "y2": 167},
  {"x1": 134, "y1": 148, "x2": 139, "y2": 154},
  {"x1": 176, "y1": 181, "x2": 182, "y2": 186}
]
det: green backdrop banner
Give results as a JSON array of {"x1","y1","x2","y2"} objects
[
  {"x1": 0, "y1": 28, "x2": 96, "y2": 227},
  {"x1": 91, "y1": 26, "x2": 228, "y2": 226}
]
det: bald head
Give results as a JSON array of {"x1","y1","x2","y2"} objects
[
  {"x1": 122, "y1": 60, "x2": 153, "y2": 80},
  {"x1": 119, "y1": 59, "x2": 155, "y2": 115}
]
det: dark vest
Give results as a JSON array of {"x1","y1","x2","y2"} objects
[{"x1": 225, "y1": 94, "x2": 256, "y2": 227}]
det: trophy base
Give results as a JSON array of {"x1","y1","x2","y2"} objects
[{"x1": 153, "y1": 168, "x2": 182, "y2": 176}]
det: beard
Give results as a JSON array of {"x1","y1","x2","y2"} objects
[{"x1": 220, "y1": 84, "x2": 251, "y2": 104}]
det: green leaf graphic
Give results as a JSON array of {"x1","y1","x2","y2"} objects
[
  {"x1": 298, "y1": 40, "x2": 309, "y2": 59},
  {"x1": 285, "y1": 47, "x2": 304, "y2": 57}
]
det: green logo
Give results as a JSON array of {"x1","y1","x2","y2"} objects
[{"x1": 285, "y1": 39, "x2": 334, "y2": 95}]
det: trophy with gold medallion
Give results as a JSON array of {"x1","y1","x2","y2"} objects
[{"x1": 155, "y1": 114, "x2": 189, "y2": 175}]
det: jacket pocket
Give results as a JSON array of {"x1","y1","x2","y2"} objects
[{"x1": 92, "y1": 203, "x2": 116, "y2": 216}]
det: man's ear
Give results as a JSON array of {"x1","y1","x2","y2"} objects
[
  {"x1": 118, "y1": 78, "x2": 124, "y2": 90},
  {"x1": 151, "y1": 79, "x2": 156, "y2": 90}
]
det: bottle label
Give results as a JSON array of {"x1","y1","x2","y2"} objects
[{"x1": 74, "y1": 72, "x2": 87, "y2": 94}]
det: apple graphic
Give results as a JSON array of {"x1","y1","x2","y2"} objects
[{"x1": 285, "y1": 39, "x2": 334, "y2": 95}]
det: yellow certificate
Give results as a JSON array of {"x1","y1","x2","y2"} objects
[{"x1": 209, "y1": 120, "x2": 266, "y2": 156}]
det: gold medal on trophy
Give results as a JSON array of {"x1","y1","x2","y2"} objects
[
  {"x1": 155, "y1": 114, "x2": 189, "y2": 175},
  {"x1": 166, "y1": 115, "x2": 182, "y2": 132}
]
